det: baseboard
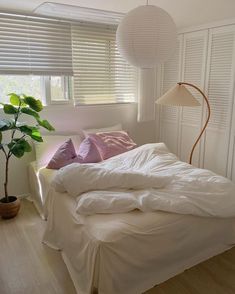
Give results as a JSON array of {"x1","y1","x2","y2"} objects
[{"x1": 18, "y1": 193, "x2": 31, "y2": 199}]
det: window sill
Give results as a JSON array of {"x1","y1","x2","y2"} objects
[{"x1": 74, "y1": 102, "x2": 137, "y2": 107}]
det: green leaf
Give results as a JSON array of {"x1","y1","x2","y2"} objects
[
  {"x1": 8, "y1": 140, "x2": 25, "y2": 158},
  {"x1": 18, "y1": 125, "x2": 35, "y2": 136},
  {"x1": 23, "y1": 96, "x2": 43, "y2": 112},
  {"x1": 37, "y1": 119, "x2": 55, "y2": 131},
  {"x1": 20, "y1": 139, "x2": 32, "y2": 152},
  {"x1": 3, "y1": 104, "x2": 18, "y2": 114},
  {"x1": 19, "y1": 125, "x2": 43, "y2": 142},
  {"x1": 0, "y1": 119, "x2": 14, "y2": 131},
  {"x1": 8, "y1": 138, "x2": 32, "y2": 158},
  {"x1": 31, "y1": 129, "x2": 43, "y2": 142},
  {"x1": 8, "y1": 93, "x2": 21, "y2": 106},
  {"x1": 21, "y1": 107, "x2": 40, "y2": 119},
  {"x1": 20, "y1": 100, "x2": 27, "y2": 107}
]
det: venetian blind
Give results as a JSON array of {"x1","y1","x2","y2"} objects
[
  {"x1": 71, "y1": 23, "x2": 137, "y2": 104},
  {"x1": 0, "y1": 13, "x2": 73, "y2": 75}
]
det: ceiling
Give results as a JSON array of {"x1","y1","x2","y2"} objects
[{"x1": 0, "y1": 0, "x2": 235, "y2": 29}]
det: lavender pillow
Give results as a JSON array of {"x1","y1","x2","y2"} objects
[
  {"x1": 47, "y1": 139, "x2": 77, "y2": 169},
  {"x1": 76, "y1": 137, "x2": 102, "y2": 163},
  {"x1": 88, "y1": 131, "x2": 137, "y2": 160}
]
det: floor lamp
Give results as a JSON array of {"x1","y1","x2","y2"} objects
[{"x1": 156, "y1": 82, "x2": 211, "y2": 165}]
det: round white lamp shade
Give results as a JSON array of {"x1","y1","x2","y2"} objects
[{"x1": 116, "y1": 5, "x2": 177, "y2": 68}]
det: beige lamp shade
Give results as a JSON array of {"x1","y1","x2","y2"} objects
[
  {"x1": 156, "y1": 82, "x2": 210, "y2": 165},
  {"x1": 156, "y1": 84, "x2": 201, "y2": 107}
]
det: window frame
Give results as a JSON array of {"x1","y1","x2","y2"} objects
[
  {"x1": 43, "y1": 76, "x2": 72, "y2": 106},
  {"x1": 0, "y1": 75, "x2": 72, "y2": 107}
]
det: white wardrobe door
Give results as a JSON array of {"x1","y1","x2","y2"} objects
[
  {"x1": 179, "y1": 30, "x2": 208, "y2": 166},
  {"x1": 159, "y1": 36, "x2": 183, "y2": 154},
  {"x1": 204, "y1": 26, "x2": 235, "y2": 177}
]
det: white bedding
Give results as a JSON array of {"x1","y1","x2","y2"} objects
[
  {"x1": 28, "y1": 161, "x2": 56, "y2": 218},
  {"x1": 52, "y1": 143, "x2": 235, "y2": 218},
  {"x1": 43, "y1": 189, "x2": 235, "y2": 294},
  {"x1": 42, "y1": 143, "x2": 235, "y2": 293}
]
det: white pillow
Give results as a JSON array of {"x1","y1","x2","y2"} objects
[
  {"x1": 83, "y1": 123, "x2": 122, "y2": 137},
  {"x1": 34, "y1": 135, "x2": 82, "y2": 168}
]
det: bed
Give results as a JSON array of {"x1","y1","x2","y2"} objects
[
  {"x1": 28, "y1": 133, "x2": 82, "y2": 218},
  {"x1": 43, "y1": 189, "x2": 235, "y2": 294},
  {"x1": 30, "y1": 143, "x2": 235, "y2": 294},
  {"x1": 28, "y1": 161, "x2": 56, "y2": 219}
]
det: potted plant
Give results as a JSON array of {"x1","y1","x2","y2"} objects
[{"x1": 0, "y1": 93, "x2": 54, "y2": 219}]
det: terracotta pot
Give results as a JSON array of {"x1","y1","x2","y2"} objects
[{"x1": 0, "y1": 196, "x2": 21, "y2": 219}]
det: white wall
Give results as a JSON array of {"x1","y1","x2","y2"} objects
[{"x1": 0, "y1": 103, "x2": 156, "y2": 197}]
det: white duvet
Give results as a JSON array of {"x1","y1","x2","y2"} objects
[{"x1": 52, "y1": 143, "x2": 235, "y2": 218}]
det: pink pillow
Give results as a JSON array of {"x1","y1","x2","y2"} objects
[
  {"x1": 88, "y1": 131, "x2": 137, "y2": 160},
  {"x1": 47, "y1": 139, "x2": 77, "y2": 169},
  {"x1": 76, "y1": 137, "x2": 102, "y2": 163}
]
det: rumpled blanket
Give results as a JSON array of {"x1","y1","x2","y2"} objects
[{"x1": 52, "y1": 143, "x2": 235, "y2": 217}]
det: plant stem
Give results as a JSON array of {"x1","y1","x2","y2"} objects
[
  {"x1": 11, "y1": 101, "x2": 21, "y2": 140},
  {"x1": 4, "y1": 155, "x2": 10, "y2": 202},
  {"x1": 3, "y1": 102, "x2": 21, "y2": 202},
  {"x1": 1, "y1": 146, "x2": 8, "y2": 159}
]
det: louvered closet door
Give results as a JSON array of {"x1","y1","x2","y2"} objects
[
  {"x1": 158, "y1": 36, "x2": 183, "y2": 154},
  {"x1": 204, "y1": 25, "x2": 235, "y2": 177},
  {"x1": 179, "y1": 30, "x2": 208, "y2": 166}
]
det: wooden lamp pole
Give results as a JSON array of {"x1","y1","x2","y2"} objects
[{"x1": 178, "y1": 82, "x2": 211, "y2": 164}]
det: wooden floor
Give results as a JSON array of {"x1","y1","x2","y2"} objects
[{"x1": 1, "y1": 200, "x2": 235, "y2": 294}]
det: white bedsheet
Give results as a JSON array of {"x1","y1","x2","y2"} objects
[
  {"x1": 28, "y1": 161, "x2": 56, "y2": 218},
  {"x1": 43, "y1": 189, "x2": 235, "y2": 294},
  {"x1": 52, "y1": 143, "x2": 235, "y2": 218}
]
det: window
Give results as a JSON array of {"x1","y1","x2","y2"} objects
[
  {"x1": 71, "y1": 23, "x2": 137, "y2": 105},
  {"x1": 0, "y1": 75, "x2": 70, "y2": 105},
  {"x1": 47, "y1": 76, "x2": 70, "y2": 103},
  {"x1": 0, "y1": 75, "x2": 42, "y2": 103},
  {"x1": 0, "y1": 13, "x2": 137, "y2": 106},
  {"x1": 50, "y1": 77, "x2": 66, "y2": 101},
  {"x1": 0, "y1": 13, "x2": 72, "y2": 105}
]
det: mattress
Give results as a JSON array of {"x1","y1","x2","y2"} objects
[
  {"x1": 43, "y1": 188, "x2": 235, "y2": 294},
  {"x1": 28, "y1": 161, "x2": 56, "y2": 219}
]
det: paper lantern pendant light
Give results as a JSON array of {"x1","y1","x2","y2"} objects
[{"x1": 116, "y1": 5, "x2": 177, "y2": 68}]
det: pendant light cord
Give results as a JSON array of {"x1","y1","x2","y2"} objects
[{"x1": 146, "y1": 0, "x2": 149, "y2": 5}]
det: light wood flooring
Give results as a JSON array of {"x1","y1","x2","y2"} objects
[{"x1": 1, "y1": 199, "x2": 235, "y2": 294}]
